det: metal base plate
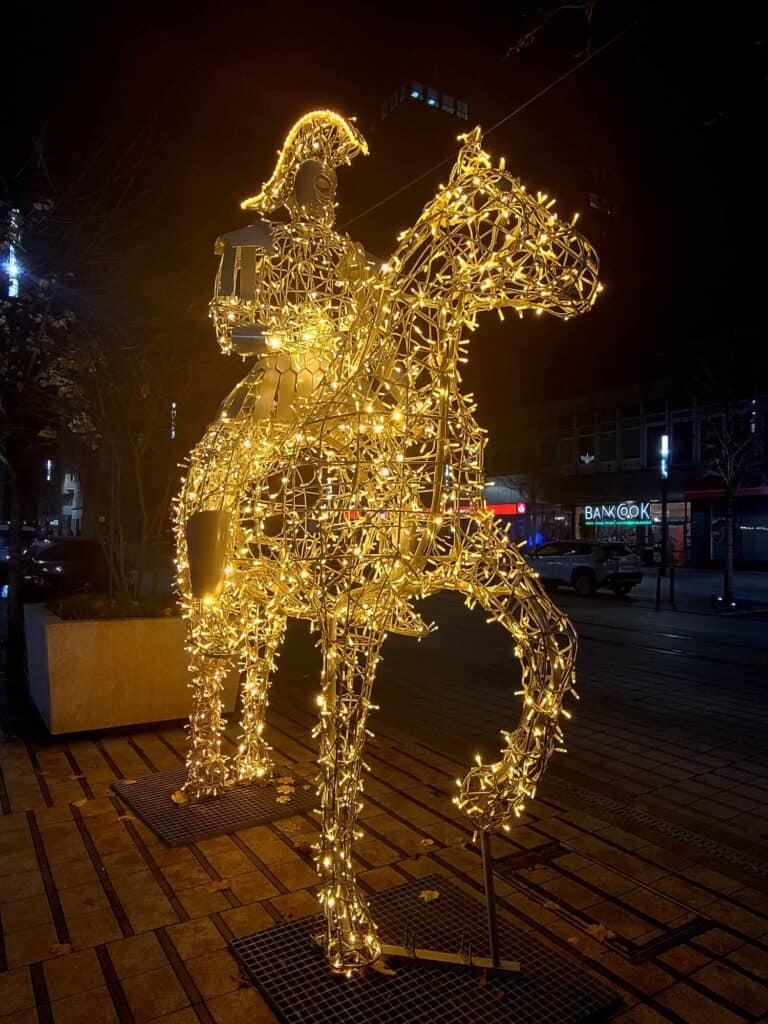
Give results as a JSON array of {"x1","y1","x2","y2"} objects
[
  {"x1": 112, "y1": 767, "x2": 316, "y2": 846},
  {"x1": 232, "y1": 873, "x2": 621, "y2": 1024}
]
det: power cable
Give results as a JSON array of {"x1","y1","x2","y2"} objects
[{"x1": 341, "y1": 19, "x2": 639, "y2": 230}]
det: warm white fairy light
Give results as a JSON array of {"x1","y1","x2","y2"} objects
[{"x1": 174, "y1": 111, "x2": 599, "y2": 972}]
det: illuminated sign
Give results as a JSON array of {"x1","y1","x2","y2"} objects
[
  {"x1": 584, "y1": 501, "x2": 651, "y2": 527},
  {"x1": 458, "y1": 502, "x2": 527, "y2": 516}
]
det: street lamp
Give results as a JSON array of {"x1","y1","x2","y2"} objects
[{"x1": 660, "y1": 433, "x2": 669, "y2": 576}]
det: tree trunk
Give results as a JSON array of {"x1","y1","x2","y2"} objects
[{"x1": 723, "y1": 490, "x2": 735, "y2": 604}]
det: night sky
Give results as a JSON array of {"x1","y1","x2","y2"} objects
[{"x1": 6, "y1": 2, "x2": 768, "y2": 453}]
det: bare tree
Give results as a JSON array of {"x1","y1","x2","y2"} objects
[{"x1": 703, "y1": 404, "x2": 758, "y2": 605}]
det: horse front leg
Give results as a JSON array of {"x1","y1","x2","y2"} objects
[
  {"x1": 234, "y1": 603, "x2": 286, "y2": 783},
  {"x1": 451, "y1": 523, "x2": 577, "y2": 831},
  {"x1": 315, "y1": 614, "x2": 384, "y2": 972}
]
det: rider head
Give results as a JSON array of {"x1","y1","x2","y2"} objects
[{"x1": 211, "y1": 111, "x2": 370, "y2": 358}]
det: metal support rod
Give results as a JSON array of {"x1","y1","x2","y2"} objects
[{"x1": 479, "y1": 830, "x2": 500, "y2": 969}]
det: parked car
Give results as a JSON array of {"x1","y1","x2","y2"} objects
[
  {"x1": 24, "y1": 538, "x2": 110, "y2": 599},
  {"x1": 0, "y1": 524, "x2": 40, "y2": 587},
  {"x1": 526, "y1": 540, "x2": 643, "y2": 597}
]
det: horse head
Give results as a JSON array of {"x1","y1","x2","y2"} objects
[{"x1": 391, "y1": 126, "x2": 600, "y2": 323}]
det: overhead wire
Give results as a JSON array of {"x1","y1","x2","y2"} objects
[{"x1": 341, "y1": 19, "x2": 639, "y2": 230}]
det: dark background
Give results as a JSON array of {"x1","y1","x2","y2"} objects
[{"x1": 6, "y1": 1, "x2": 768, "y2": 456}]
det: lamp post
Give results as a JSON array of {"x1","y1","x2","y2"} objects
[{"x1": 660, "y1": 433, "x2": 669, "y2": 577}]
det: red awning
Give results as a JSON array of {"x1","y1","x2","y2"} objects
[{"x1": 684, "y1": 486, "x2": 768, "y2": 500}]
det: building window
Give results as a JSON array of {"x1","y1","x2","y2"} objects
[
  {"x1": 599, "y1": 432, "x2": 616, "y2": 462},
  {"x1": 621, "y1": 428, "x2": 641, "y2": 460},
  {"x1": 410, "y1": 81, "x2": 423, "y2": 100},
  {"x1": 442, "y1": 94, "x2": 455, "y2": 114},
  {"x1": 426, "y1": 87, "x2": 439, "y2": 108},
  {"x1": 559, "y1": 439, "x2": 574, "y2": 467},
  {"x1": 646, "y1": 424, "x2": 666, "y2": 468},
  {"x1": 672, "y1": 421, "x2": 693, "y2": 464},
  {"x1": 457, "y1": 99, "x2": 469, "y2": 120},
  {"x1": 578, "y1": 436, "x2": 595, "y2": 461}
]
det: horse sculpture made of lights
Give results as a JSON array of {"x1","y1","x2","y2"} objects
[{"x1": 174, "y1": 111, "x2": 600, "y2": 972}]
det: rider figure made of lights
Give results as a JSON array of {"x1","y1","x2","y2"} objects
[{"x1": 174, "y1": 110, "x2": 600, "y2": 973}]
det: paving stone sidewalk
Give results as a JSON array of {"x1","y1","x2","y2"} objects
[{"x1": 1, "y1": 592, "x2": 767, "y2": 1023}]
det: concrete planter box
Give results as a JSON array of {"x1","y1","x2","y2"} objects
[{"x1": 24, "y1": 604, "x2": 238, "y2": 734}]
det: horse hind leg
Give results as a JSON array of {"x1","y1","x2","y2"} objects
[
  {"x1": 316, "y1": 616, "x2": 384, "y2": 972},
  {"x1": 234, "y1": 605, "x2": 286, "y2": 783}
]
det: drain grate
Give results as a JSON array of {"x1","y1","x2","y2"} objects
[
  {"x1": 556, "y1": 780, "x2": 768, "y2": 878},
  {"x1": 494, "y1": 843, "x2": 712, "y2": 964},
  {"x1": 493, "y1": 841, "x2": 566, "y2": 873},
  {"x1": 232, "y1": 873, "x2": 621, "y2": 1024},
  {"x1": 112, "y1": 767, "x2": 316, "y2": 846}
]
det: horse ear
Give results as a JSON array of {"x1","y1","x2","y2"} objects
[{"x1": 449, "y1": 126, "x2": 485, "y2": 183}]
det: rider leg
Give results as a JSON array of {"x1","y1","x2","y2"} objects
[{"x1": 316, "y1": 614, "x2": 384, "y2": 972}]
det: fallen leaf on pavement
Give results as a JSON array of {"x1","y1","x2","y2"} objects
[
  {"x1": 420, "y1": 838, "x2": 435, "y2": 848},
  {"x1": 277, "y1": 776, "x2": 295, "y2": 786},
  {"x1": 586, "y1": 923, "x2": 615, "y2": 942},
  {"x1": 73, "y1": 798, "x2": 88, "y2": 808},
  {"x1": 418, "y1": 890, "x2": 439, "y2": 902},
  {"x1": 50, "y1": 943, "x2": 72, "y2": 956},
  {"x1": 118, "y1": 813, "x2": 137, "y2": 822},
  {"x1": 171, "y1": 790, "x2": 188, "y2": 805},
  {"x1": 123, "y1": 778, "x2": 137, "y2": 785},
  {"x1": 276, "y1": 785, "x2": 295, "y2": 795},
  {"x1": 276, "y1": 795, "x2": 291, "y2": 804},
  {"x1": 208, "y1": 879, "x2": 232, "y2": 892},
  {"x1": 68, "y1": 773, "x2": 86, "y2": 781}
]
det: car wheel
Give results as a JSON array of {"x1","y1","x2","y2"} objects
[
  {"x1": 573, "y1": 570, "x2": 596, "y2": 597},
  {"x1": 611, "y1": 584, "x2": 632, "y2": 598}
]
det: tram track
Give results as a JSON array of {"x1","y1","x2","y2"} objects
[
  {"x1": 577, "y1": 629, "x2": 766, "y2": 672},
  {"x1": 571, "y1": 615, "x2": 768, "y2": 655}
]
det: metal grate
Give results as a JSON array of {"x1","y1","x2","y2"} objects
[
  {"x1": 232, "y1": 873, "x2": 621, "y2": 1024},
  {"x1": 112, "y1": 767, "x2": 316, "y2": 847}
]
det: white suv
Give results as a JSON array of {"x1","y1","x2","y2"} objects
[{"x1": 527, "y1": 540, "x2": 643, "y2": 597}]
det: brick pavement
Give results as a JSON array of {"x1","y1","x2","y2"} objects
[{"x1": 1, "y1": 594, "x2": 767, "y2": 1022}]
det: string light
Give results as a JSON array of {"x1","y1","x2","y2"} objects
[{"x1": 174, "y1": 111, "x2": 599, "y2": 973}]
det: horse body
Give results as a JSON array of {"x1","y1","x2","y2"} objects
[{"x1": 176, "y1": 119, "x2": 599, "y2": 971}]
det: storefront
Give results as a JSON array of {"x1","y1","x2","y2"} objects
[
  {"x1": 687, "y1": 487, "x2": 768, "y2": 569},
  {"x1": 575, "y1": 499, "x2": 689, "y2": 566}
]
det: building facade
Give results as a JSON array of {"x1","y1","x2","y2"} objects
[{"x1": 500, "y1": 384, "x2": 768, "y2": 568}]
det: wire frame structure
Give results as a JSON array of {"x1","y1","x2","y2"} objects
[{"x1": 174, "y1": 110, "x2": 600, "y2": 974}]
